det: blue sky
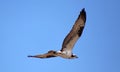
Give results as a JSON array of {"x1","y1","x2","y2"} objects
[{"x1": 0, "y1": 0, "x2": 120, "y2": 72}]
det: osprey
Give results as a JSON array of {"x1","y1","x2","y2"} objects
[{"x1": 28, "y1": 8, "x2": 86, "y2": 59}]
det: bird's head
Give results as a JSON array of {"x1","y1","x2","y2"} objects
[{"x1": 71, "y1": 54, "x2": 78, "y2": 59}]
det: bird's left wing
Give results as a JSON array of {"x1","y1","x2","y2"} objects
[{"x1": 28, "y1": 50, "x2": 57, "y2": 59}]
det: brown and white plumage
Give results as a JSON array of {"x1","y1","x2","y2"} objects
[{"x1": 28, "y1": 8, "x2": 86, "y2": 59}]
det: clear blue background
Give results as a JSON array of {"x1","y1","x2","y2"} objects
[{"x1": 0, "y1": 0, "x2": 120, "y2": 72}]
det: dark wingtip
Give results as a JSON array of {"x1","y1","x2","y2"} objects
[
  {"x1": 81, "y1": 8, "x2": 86, "y2": 15},
  {"x1": 82, "y1": 8, "x2": 85, "y2": 11},
  {"x1": 81, "y1": 8, "x2": 86, "y2": 12},
  {"x1": 28, "y1": 55, "x2": 34, "y2": 57},
  {"x1": 80, "y1": 8, "x2": 86, "y2": 23}
]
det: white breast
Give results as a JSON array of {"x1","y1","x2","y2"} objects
[{"x1": 62, "y1": 49, "x2": 72, "y2": 56}]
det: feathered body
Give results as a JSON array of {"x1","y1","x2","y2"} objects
[{"x1": 28, "y1": 8, "x2": 86, "y2": 59}]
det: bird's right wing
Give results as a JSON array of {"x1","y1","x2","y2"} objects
[{"x1": 61, "y1": 8, "x2": 86, "y2": 52}]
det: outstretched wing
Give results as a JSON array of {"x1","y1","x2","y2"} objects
[
  {"x1": 61, "y1": 8, "x2": 86, "y2": 52},
  {"x1": 28, "y1": 50, "x2": 57, "y2": 58}
]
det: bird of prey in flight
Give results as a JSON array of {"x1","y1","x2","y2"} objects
[{"x1": 28, "y1": 8, "x2": 86, "y2": 59}]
